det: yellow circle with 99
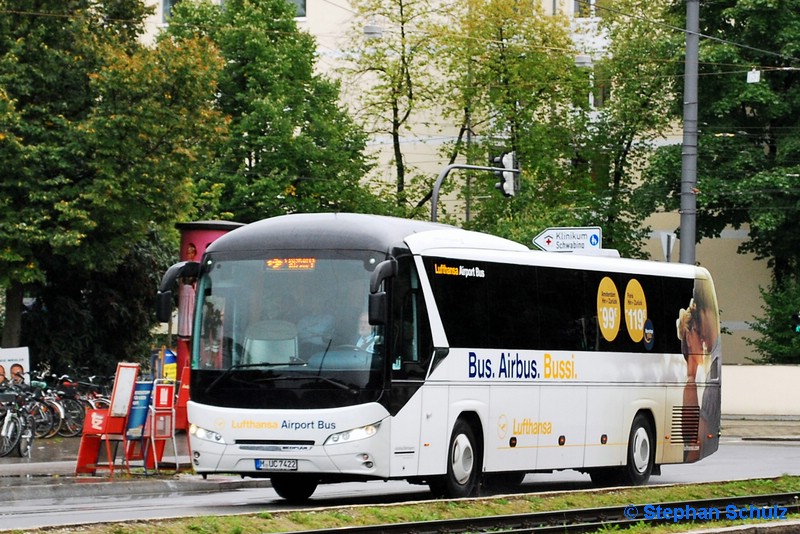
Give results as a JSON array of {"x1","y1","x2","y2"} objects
[{"x1": 597, "y1": 277, "x2": 620, "y2": 342}]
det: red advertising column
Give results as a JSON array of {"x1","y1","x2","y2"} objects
[{"x1": 174, "y1": 221, "x2": 243, "y2": 378}]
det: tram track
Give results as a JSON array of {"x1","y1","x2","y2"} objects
[{"x1": 291, "y1": 492, "x2": 800, "y2": 534}]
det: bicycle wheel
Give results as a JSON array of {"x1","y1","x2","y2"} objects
[
  {"x1": 57, "y1": 398, "x2": 85, "y2": 438},
  {"x1": 92, "y1": 397, "x2": 111, "y2": 411},
  {"x1": 43, "y1": 399, "x2": 64, "y2": 439},
  {"x1": 16, "y1": 414, "x2": 34, "y2": 457},
  {"x1": 0, "y1": 412, "x2": 22, "y2": 457},
  {"x1": 29, "y1": 401, "x2": 55, "y2": 439}
]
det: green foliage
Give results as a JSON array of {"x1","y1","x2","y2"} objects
[
  {"x1": 342, "y1": 0, "x2": 441, "y2": 210},
  {"x1": 642, "y1": 0, "x2": 800, "y2": 360},
  {"x1": 747, "y1": 278, "x2": 800, "y2": 363},
  {"x1": 166, "y1": 0, "x2": 392, "y2": 223},
  {"x1": 419, "y1": 0, "x2": 675, "y2": 258},
  {"x1": 74, "y1": 38, "x2": 225, "y2": 272},
  {"x1": 22, "y1": 229, "x2": 177, "y2": 374},
  {"x1": 0, "y1": 1, "x2": 224, "y2": 370},
  {"x1": 639, "y1": 116, "x2": 800, "y2": 284},
  {"x1": 431, "y1": 0, "x2": 592, "y2": 241}
]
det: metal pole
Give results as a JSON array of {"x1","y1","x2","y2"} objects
[
  {"x1": 465, "y1": 112, "x2": 472, "y2": 223},
  {"x1": 679, "y1": 0, "x2": 699, "y2": 265}
]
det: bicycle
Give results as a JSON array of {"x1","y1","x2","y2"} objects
[{"x1": 0, "y1": 387, "x2": 35, "y2": 457}]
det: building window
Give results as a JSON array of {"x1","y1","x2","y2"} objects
[
  {"x1": 165, "y1": 0, "x2": 304, "y2": 22},
  {"x1": 574, "y1": 0, "x2": 595, "y2": 18},
  {"x1": 163, "y1": 0, "x2": 180, "y2": 23},
  {"x1": 289, "y1": 0, "x2": 306, "y2": 17}
]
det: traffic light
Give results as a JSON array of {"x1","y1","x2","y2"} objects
[
  {"x1": 793, "y1": 312, "x2": 800, "y2": 333},
  {"x1": 490, "y1": 151, "x2": 518, "y2": 197}
]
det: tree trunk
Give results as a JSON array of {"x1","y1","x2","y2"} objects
[{"x1": 2, "y1": 282, "x2": 23, "y2": 348}]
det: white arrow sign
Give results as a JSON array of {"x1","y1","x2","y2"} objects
[{"x1": 532, "y1": 226, "x2": 602, "y2": 252}]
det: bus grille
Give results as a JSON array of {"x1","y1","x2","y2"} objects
[
  {"x1": 671, "y1": 406, "x2": 700, "y2": 443},
  {"x1": 236, "y1": 439, "x2": 315, "y2": 446}
]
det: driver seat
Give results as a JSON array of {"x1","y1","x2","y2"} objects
[{"x1": 243, "y1": 320, "x2": 298, "y2": 364}]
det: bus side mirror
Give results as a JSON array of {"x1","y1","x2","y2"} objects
[
  {"x1": 368, "y1": 292, "x2": 387, "y2": 325},
  {"x1": 369, "y1": 259, "x2": 397, "y2": 293},
  {"x1": 368, "y1": 259, "x2": 396, "y2": 326},
  {"x1": 155, "y1": 261, "x2": 200, "y2": 323},
  {"x1": 156, "y1": 290, "x2": 173, "y2": 323}
]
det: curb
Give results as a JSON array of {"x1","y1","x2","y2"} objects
[
  {"x1": 740, "y1": 436, "x2": 800, "y2": 442},
  {"x1": 1, "y1": 476, "x2": 273, "y2": 503},
  {"x1": 0, "y1": 457, "x2": 273, "y2": 503}
]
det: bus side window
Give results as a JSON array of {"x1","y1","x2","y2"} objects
[
  {"x1": 391, "y1": 258, "x2": 432, "y2": 380},
  {"x1": 537, "y1": 267, "x2": 588, "y2": 351}
]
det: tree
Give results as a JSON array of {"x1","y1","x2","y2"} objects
[
  {"x1": 167, "y1": 0, "x2": 392, "y2": 223},
  {"x1": 418, "y1": 0, "x2": 676, "y2": 258},
  {"x1": 427, "y1": 0, "x2": 588, "y2": 235},
  {"x1": 0, "y1": 1, "x2": 224, "y2": 369},
  {"x1": 637, "y1": 0, "x2": 800, "y2": 360},
  {"x1": 21, "y1": 228, "x2": 177, "y2": 374},
  {"x1": 341, "y1": 0, "x2": 441, "y2": 214},
  {"x1": 639, "y1": 0, "x2": 800, "y2": 277},
  {"x1": 747, "y1": 279, "x2": 800, "y2": 364},
  {"x1": 575, "y1": 0, "x2": 680, "y2": 257}
]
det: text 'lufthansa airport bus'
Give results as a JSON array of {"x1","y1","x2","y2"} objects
[{"x1": 157, "y1": 213, "x2": 721, "y2": 501}]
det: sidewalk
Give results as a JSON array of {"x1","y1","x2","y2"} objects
[
  {"x1": 0, "y1": 434, "x2": 271, "y2": 501},
  {"x1": 721, "y1": 416, "x2": 800, "y2": 441}
]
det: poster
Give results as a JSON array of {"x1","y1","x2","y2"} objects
[{"x1": 0, "y1": 347, "x2": 31, "y2": 385}]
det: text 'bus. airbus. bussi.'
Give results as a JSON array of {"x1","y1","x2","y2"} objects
[{"x1": 157, "y1": 213, "x2": 720, "y2": 501}]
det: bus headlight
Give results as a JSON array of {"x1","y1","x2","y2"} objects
[
  {"x1": 324, "y1": 421, "x2": 381, "y2": 445},
  {"x1": 190, "y1": 423, "x2": 226, "y2": 444}
]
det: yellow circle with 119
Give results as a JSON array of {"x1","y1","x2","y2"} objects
[
  {"x1": 597, "y1": 277, "x2": 620, "y2": 342},
  {"x1": 624, "y1": 279, "x2": 647, "y2": 343}
]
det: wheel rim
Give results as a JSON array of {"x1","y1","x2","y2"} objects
[
  {"x1": 450, "y1": 433, "x2": 474, "y2": 485},
  {"x1": 631, "y1": 426, "x2": 650, "y2": 474}
]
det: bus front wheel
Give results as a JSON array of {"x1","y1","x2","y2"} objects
[
  {"x1": 430, "y1": 419, "x2": 481, "y2": 498},
  {"x1": 270, "y1": 475, "x2": 318, "y2": 502}
]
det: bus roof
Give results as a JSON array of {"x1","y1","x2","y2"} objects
[
  {"x1": 206, "y1": 213, "x2": 706, "y2": 280},
  {"x1": 406, "y1": 233, "x2": 701, "y2": 280},
  {"x1": 205, "y1": 213, "x2": 523, "y2": 256}
]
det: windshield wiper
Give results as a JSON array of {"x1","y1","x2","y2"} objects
[
  {"x1": 315, "y1": 376, "x2": 359, "y2": 395},
  {"x1": 205, "y1": 362, "x2": 305, "y2": 394},
  {"x1": 254, "y1": 374, "x2": 359, "y2": 395}
]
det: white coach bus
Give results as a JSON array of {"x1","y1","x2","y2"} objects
[{"x1": 157, "y1": 213, "x2": 721, "y2": 501}]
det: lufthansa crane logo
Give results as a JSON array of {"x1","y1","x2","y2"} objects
[{"x1": 497, "y1": 414, "x2": 509, "y2": 440}]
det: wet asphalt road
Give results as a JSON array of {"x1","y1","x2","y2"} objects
[{"x1": 0, "y1": 420, "x2": 799, "y2": 531}]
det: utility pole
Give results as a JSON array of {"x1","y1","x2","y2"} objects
[{"x1": 680, "y1": 0, "x2": 700, "y2": 265}]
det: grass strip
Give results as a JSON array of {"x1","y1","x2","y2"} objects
[{"x1": 27, "y1": 475, "x2": 800, "y2": 534}]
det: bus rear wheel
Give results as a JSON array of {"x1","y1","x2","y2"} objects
[
  {"x1": 270, "y1": 475, "x2": 318, "y2": 502},
  {"x1": 589, "y1": 413, "x2": 655, "y2": 487},
  {"x1": 429, "y1": 419, "x2": 481, "y2": 498},
  {"x1": 622, "y1": 413, "x2": 655, "y2": 485}
]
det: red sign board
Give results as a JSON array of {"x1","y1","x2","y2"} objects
[{"x1": 154, "y1": 383, "x2": 174, "y2": 410}]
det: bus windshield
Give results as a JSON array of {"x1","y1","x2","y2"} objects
[{"x1": 189, "y1": 250, "x2": 386, "y2": 410}]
